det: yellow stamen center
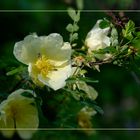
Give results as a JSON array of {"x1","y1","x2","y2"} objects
[{"x1": 35, "y1": 55, "x2": 54, "y2": 77}]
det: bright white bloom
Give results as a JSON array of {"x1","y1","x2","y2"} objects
[
  {"x1": 13, "y1": 33, "x2": 72, "y2": 90},
  {"x1": 85, "y1": 20, "x2": 111, "y2": 60},
  {"x1": 85, "y1": 19, "x2": 110, "y2": 51},
  {"x1": 0, "y1": 89, "x2": 39, "y2": 139}
]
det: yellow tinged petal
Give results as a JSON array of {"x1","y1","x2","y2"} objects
[
  {"x1": 38, "y1": 63, "x2": 71, "y2": 90},
  {"x1": 42, "y1": 35, "x2": 71, "y2": 62},
  {"x1": 0, "y1": 118, "x2": 15, "y2": 138},
  {"x1": 13, "y1": 34, "x2": 42, "y2": 65},
  {"x1": 16, "y1": 101, "x2": 39, "y2": 139},
  {"x1": 14, "y1": 33, "x2": 72, "y2": 90},
  {"x1": 0, "y1": 89, "x2": 39, "y2": 139}
]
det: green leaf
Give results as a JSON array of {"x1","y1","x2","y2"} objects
[
  {"x1": 131, "y1": 39, "x2": 140, "y2": 55},
  {"x1": 126, "y1": 20, "x2": 135, "y2": 31},
  {"x1": 79, "y1": 77, "x2": 99, "y2": 83},
  {"x1": 66, "y1": 24, "x2": 73, "y2": 32},
  {"x1": 66, "y1": 24, "x2": 79, "y2": 33},
  {"x1": 6, "y1": 66, "x2": 26, "y2": 76},
  {"x1": 120, "y1": 45, "x2": 128, "y2": 52},
  {"x1": 75, "y1": 10, "x2": 80, "y2": 22},
  {"x1": 136, "y1": 31, "x2": 140, "y2": 37},
  {"x1": 63, "y1": 88, "x2": 81, "y2": 100},
  {"x1": 99, "y1": 20, "x2": 110, "y2": 29},
  {"x1": 72, "y1": 43, "x2": 77, "y2": 47},
  {"x1": 76, "y1": 0, "x2": 84, "y2": 10},
  {"x1": 66, "y1": 77, "x2": 98, "y2": 84},
  {"x1": 72, "y1": 32, "x2": 78, "y2": 39},
  {"x1": 122, "y1": 29, "x2": 133, "y2": 40},
  {"x1": 77, "y1": 81, "x2": 98, "y2": 100},
  {"x1": 79, "y1": 69, "x2": 87, "y2": 75},
  {"x1": 73, "y1": 24, "x2": 79, "y2": 31},
  {"x1": 122, "y1": 20, "x2": 135, "y2": 40},
  {"x1": 67, "y1": 7, "x2": 77, "y2": 21},
  {"x1": 80, "y1": 97, "x2": 97, "y2": 105},
  {"x1": 81, "y1": 98, "x2": 104, "y2": 115},
  {"x1": 111, "y1": 27, "x2": 118, "y2": 46},
  {"x1": 94, "y1": 46, "x2": 116, "y2": 54},
  {"x1": 70, "y1": 33, "x2": 78, "y2": 42},
  {"x1": 93, "y1": 104, "x2": 104, "y2": 115},
  {"x1": 21, "y1": 92, "x2": 34, "y2": 98},
  {"x1": 85, "y1": 86, "x2": 98, "y2": 100}
]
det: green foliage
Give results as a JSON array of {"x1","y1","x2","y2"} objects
[
  {"x1": 6, "y1": 66, "x2": 26, "y2": 76},
  {"x1": 66, "y1": 77, "x2": 98, "y2": 84},
  {"x1": 136, "y1": 31, "x2": 140, "y2": 37},
  {"x1": 80, "y1": 98, "x2": 104, "y2": 115},
  {"x1": 66, "y1": 7, "x2": 80, "y2": 44},
  {"x1": 66, "y1": 24, "x2": 79, "y2": 32},
  {"x1": 76, "y1": 0, "x2": 84, "y2": 10},
  {"x1": 94, "y1": 46, "x2": 117, "y2": 54},
  {"x1": 76, "y1": 81, "x2": 98, "y2": 100},
  {"x1": 21, "y1": 91, "x2": 34, "y2": 98},
  {"x1": 67, "y1": 8, "x2": 80, "y2": 22},
  {"x1": 122, "y1": 20, "x2": 135, "y2": 40},
  {"x1": 99, "y1": 19, "x2": 110, "y2": 29},
  {"x1": 66, "y1": 24, "x2": 73, "y2": 32},
  {"x1": 110, "y1": 26, "x2": 119, "y2": 46},
  {"x1": 70, "y1": 33, "x2": 78, "y2": 42}
]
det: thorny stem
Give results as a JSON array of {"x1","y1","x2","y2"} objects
[
  {"x1": 89, "y1": 59, "x2": 113, "y2": 66},
  {"x1": 88, "y1": 51, "x2": 133, "y2": 67}
]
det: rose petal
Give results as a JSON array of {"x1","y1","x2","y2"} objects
[
  {"x1": 38, "y1": 63, "x2": 71, "y2": 90},
  {"x1": 13, "y1": 34, "x2": 42, "y2": 65}
]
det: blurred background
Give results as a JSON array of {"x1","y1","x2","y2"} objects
[{"x1": 1, "y1": 0, "x2": 140, "y2": 139}]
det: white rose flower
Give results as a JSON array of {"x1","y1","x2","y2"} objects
[
  {"x1": 0, "y1": 89, "x2": 39, "y2": 139},
  {"x1": 85, "y1": 20, "x2": 111, "y2": 60},
  {"x1": 13, "y1": 33, "x2": 72, "y2": 90}
]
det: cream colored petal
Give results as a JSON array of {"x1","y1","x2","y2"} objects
[
  {"x1": 0, "y1": 117, "x2": 15, "y2": 138},
  {"x1": 13, "y1": 34, "x2": 42, "y2": 65},
  {"x1": 103, "y1": 36, "x2": 110, "y2": 46},
  {"x1": 38, "y1": 63, "x2": 71, "y2": 90},
  {"x1": 86, "y1": 37, "x2": 101, "y2": 50},
  {"x1": 86, "y1": 19, "x2": 110, "y2": 43},
  {"x1": 41, "y1": 33, "x2": 71, "y2": 62},
  {"x1": 0, "y1": 89, "x2": 38, "y2": 139},
  {"x1": 28, "y1": 63, "x2": 45, "y2": 87},
  {"x1": 1, "y1": 95, "x2": 37, "y2": 126},
  {"x1": 86, "y1": 29, "x2": 111, "y2": 51},
  {"x1": 17, "y1": 130, "x2": 36, "y2": 140},
  {"x1": 15, "y1": 99, "x2": 39, "y2": 139},
  {"x1": 92, "y1": 19, "x2": 110, "y2": 35},
  {"x1": 28, "y1": 63, "x2": 37, "y2": 78}
]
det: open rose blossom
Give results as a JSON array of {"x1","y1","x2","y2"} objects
[
  {"x1": 13, "y1": 33, "x2": 72, "y2": 90},
  {"x1": 85, "y1": 19, "x2": 112, "y2": 60},
  {"x1": 0, "y1": 89, "x2": 39, "y2": 139}
]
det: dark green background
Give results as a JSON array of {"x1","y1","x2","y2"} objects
[{"x1": 1, "y1": 0, "x2": 140, "y2": 139}]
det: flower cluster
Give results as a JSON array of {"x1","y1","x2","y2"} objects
[{"x1": 1, "y1": 11, "x2": 140, "y2": 139}]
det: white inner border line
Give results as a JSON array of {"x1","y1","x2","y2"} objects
[
  {"x1": 0, "y1": 10, "x2": 140, "y2": 12},
  {"x1": 1, "y1": 128, "x2": 140, "y2": 130},
  {"x1": 0, "y1": 9, "x2": 140, "y2": 130}
]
